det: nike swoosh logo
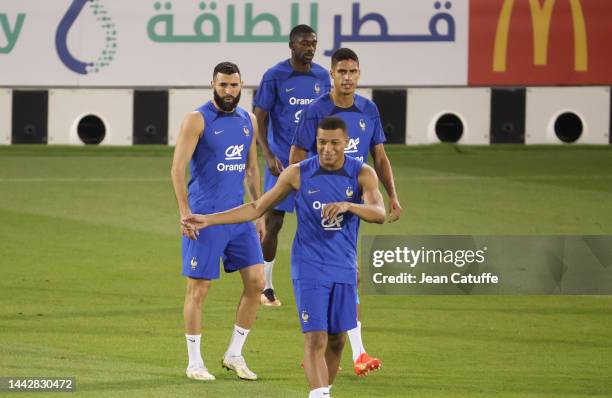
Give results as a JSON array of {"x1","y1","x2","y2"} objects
[
  {"x1": 285, "y1": 87, "x2": 295, "y2": 92},
  {"x1": 214, "y1": 130, "x2": 224, "y2": 135},
  {"x1": 188, "y1": 339, "x2": 196, "y2": 342},
  {"x1": 237, "y1": 331, "x2": 245, "y2": 336},
  {"x1": 308, "y1": 189, "x2": 320, "y2": 195}
]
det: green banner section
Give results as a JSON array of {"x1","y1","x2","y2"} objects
[{"x1": 361, "y1": 236, "x2": 612, "y2": 295}]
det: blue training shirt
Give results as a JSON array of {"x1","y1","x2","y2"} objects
[
  {"x1": 292, "y1": 93, "x2": 386, "y2": 162},
  {"x1": 291, "y1": 155, "x2": 363, "y2": 284},
  {"x1": 254, "y1": 60, "x2": 331, "y2": 163},
  {"x1": 188, "y1": 101, "x2": 255, "y2": 214}
]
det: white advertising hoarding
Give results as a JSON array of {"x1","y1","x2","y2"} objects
[
  {"x1": 0, "y1": 89, "x2": 11, "y2": 144},
  {"x1": 0, "y1": 0, "x2": 468, "y2": 86}
]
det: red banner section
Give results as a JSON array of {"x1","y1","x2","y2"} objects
[{"x1": 469, "y1": 0, "x2": 612, "y2": 85}]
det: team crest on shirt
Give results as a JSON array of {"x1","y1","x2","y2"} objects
[
  {"x1": 301, "y1": 310, "x2": 309, "y2": 323},
  {"x1": 191, "y1": 257, "x2": 198, "y2": 270},
  {"x1": 346, "y1": 186, "x2": 354, "y2": 198},
  {"x1": 314, "y1": 83, "x2": 321, "y2": 94},
  {"x1": 243, "y1": 126, "x2": 250, "y2": 137},
  {"x1": 359, "y1": 119, "x2": 366, "y2": 132}
]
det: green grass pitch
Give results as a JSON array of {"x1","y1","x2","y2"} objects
[{"x1": 1, "y1": 144, "x2": 611, "y2": 397}]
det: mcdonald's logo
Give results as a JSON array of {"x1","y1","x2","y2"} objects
[{"x1": 493, "y1": 0, "x2": 588, "y2": 72}]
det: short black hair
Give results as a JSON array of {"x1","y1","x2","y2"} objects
[
  {"x1": 331, "y1": 48, "x2": 359, "y2": 68},
  {"x1": 213, "y1": 61, "x2": 241, "y2": 79},
  {"x1": 289, "y1": 24, "x2": 316, "y2": 43},
  {"x1": 318, "y1": 116, "x2": 347, "y2": 135}
]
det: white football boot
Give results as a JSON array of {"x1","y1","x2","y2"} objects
[
  {"x1": 186, "y1": 365, "x2": 216, "y2": 381},
  {"x1": 221, "y1": 354, "x2": 257, "y2": 380}
]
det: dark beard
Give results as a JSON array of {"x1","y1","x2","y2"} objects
[{"x1": 213, "y1": 90, "x2": 241, "y2": 112}]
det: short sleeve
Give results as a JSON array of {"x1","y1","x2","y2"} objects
[
  {"x1": 291, "y1": 105, "x2": 318, "y2": 153},
  {"x1": 253, "y1": 72, "x2": 276, "y2": 111},
  {"x1": 370, "y1": 106, "x2": 386, "y2": 147}
]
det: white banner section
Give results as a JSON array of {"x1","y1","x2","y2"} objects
[{"x1": 0, "y1": 0, "x2": 468, "y2": 86}]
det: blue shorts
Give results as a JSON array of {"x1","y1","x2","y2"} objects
[
  {"x1": 264, "y1": 165, "x2": 295, "y2": 213},
  {"x1": 293, "y1": 279, "x2": 358, "y2": 334},
  {"x1": 182, "y1": 222, "x2": 263, "y2": 280}
]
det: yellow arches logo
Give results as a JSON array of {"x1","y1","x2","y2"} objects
[{"x1": 493, "y1": 0, "x2": 587, "y2": 72}]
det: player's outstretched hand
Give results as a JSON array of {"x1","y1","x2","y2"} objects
[
  {"x1": 388, "y1": 196, "x2": 402, "y2": 223},
  {"x1": 322, "y1": 202, "x2": 350, "y2": 221},
  {"x1": 267, "y1": 156, "x2": 285, "y2": 176},
  {"x1": 182, "y1": 214, "x2": 209, "y2": 233}
]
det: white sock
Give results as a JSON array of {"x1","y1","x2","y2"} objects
[
  {"x1": 308, "y1": 387, "x2": 330, "y2": 398},
  {"x1": 185, "y1": 334, "x2": 204, "y2": 368},
  {"x1": 226, "y1": 324, "x2": 250, "y2": 357},
  {"x1": 347, "y1": 321, "x2": 366, "y2": 362},
  {"x1": 263, "y1": 259, "x2": 275, "y2": 290}
]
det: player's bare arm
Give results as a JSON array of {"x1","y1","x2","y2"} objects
[
  {"x1": 321, "y1": 164, "x2": 385, "y2": 224},
  {"x1": 370, "y1": 143, "x2": 402, "y2": 222},
  {"x1": 254, "y1": 107, "x2": 284, "y2": 176},
  {"x1": 171, "y1": 111, "x2": 204, "y2": 240},
  {"x1": 246, "y1": 112, "x2": 266, "y2": 240},
  {"x1": 289, "y1": 144, "x2": 308, "y2": 164},
  {"x1": 184, "y1": 164, "x2": 300, "y2": 232}
]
